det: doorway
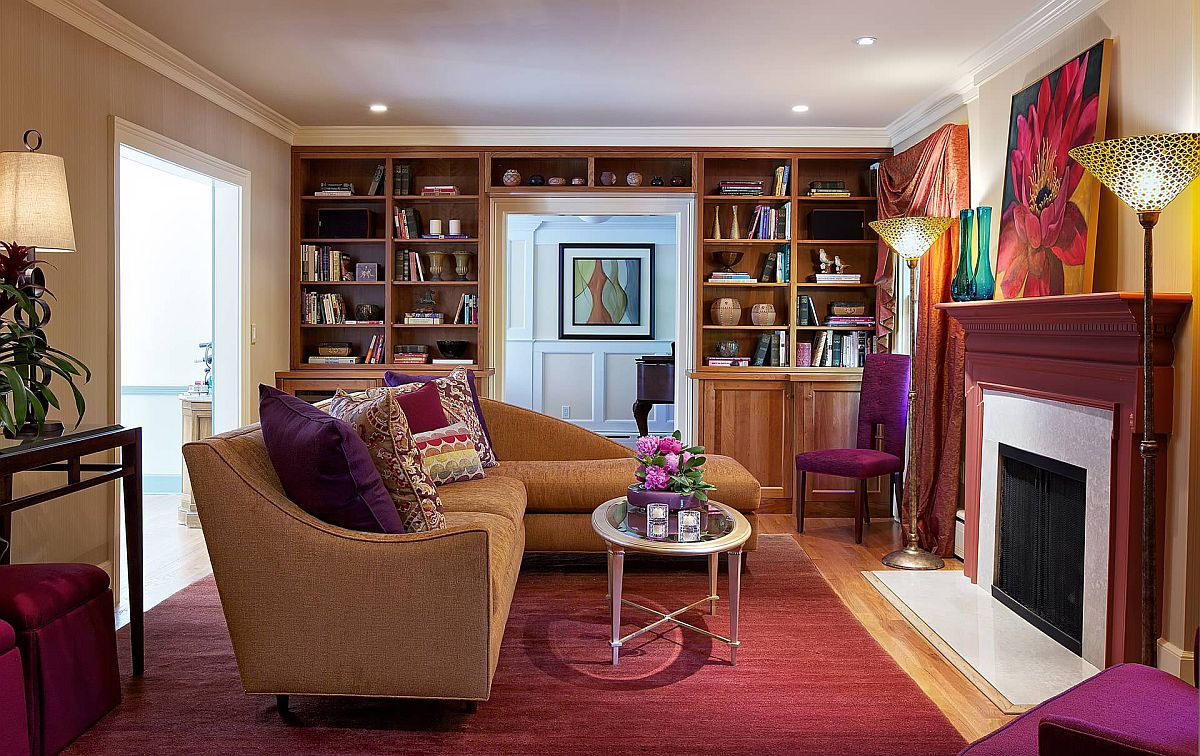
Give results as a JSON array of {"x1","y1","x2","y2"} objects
[{"x1": 113, "y1": 119, "x2": 249, "y2": 614}]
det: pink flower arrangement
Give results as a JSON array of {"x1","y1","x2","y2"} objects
[{"x1": 632, "y1": 431, "x2": 716, "y2": 500}]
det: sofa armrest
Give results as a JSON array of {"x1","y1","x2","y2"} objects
[
  {"x1": 183, "y1": 440, "x2": 497, "y2": 701},
  {"x1": 1038, "y1": 716, "x2": 1169, "y2": 756},
  {"x1": 479, "y1": 397, "x2": 633, "y2": 461}
]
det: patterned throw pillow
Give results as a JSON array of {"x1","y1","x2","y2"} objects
[
  {"x1": 328, "y1": 388, "x2": 446, "y2": 532},
  {"x1": 386, "y1": 367, "x2": 498, "y2": 468},
  {"x1": 412, "y1": 422, "x2": 486, "y2": 485}
]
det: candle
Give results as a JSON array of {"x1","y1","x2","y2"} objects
[
  {"x1": 428, "y1": 219, "x2": 443, "y2": 235},
  {"x1": 448, "y1": 218, "x2": 462, "y2": 236}
]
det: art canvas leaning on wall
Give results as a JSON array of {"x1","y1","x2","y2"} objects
[
  {"x1": 996, "y1": 38, "x2": 1112, "y2": 299},
  {"x1": 558, "y1": 243, "x2": 655, "y2": 339}
]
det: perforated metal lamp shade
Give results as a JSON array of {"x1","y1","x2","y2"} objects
[
  {"x1": 868, "y1": 216, "x2": 956, "y2": 259},
  {"x1": 0, "y1": 150, "x2": 76, "y2": 253},
  {"x1": 1068, "y1": 133, "x2": 1200, "y2": 213}
]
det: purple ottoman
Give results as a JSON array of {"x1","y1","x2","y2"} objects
[
  {"x1": 960, "y1": 662, "x2": 1198, "y2": 756},
  {"x1": 0, "y1": 564, "x2": 121, "y2": 756},
  {"x1": 0, "y1": 619, "x2": 29, "y2": 756}
]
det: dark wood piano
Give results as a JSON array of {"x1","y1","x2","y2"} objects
[{"x1": 633, "y1": 354, "x2": 675, "y2": 436}]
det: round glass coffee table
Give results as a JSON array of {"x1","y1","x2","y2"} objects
[{"x1": 591, "y1": 497, "x2": 752, "y2": 666}]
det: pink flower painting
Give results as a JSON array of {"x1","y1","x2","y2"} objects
[{"x1": 997, "y1": 41, "x2": 1110, "y2": 299}]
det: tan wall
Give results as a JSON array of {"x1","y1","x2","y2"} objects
[
  {"x1": 965, "y1": 0, "x2": 1198, "y2": 666},
  {"x1": 0, "y1": 0, "x2": 290, "y2": 572}
]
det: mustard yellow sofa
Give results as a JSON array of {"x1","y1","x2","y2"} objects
[{"x1": 182, "y1": 396, "x2": 759, "y2": 704}]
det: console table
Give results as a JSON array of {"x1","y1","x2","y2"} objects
[{"x1": 0, "y1": 425, "x2": 144, "y2": 675}]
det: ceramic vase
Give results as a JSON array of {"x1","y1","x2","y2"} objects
[
  {"x1": 626, "y1": 172, "x2": 643, "y2": 187},
  {"x1": 970, "y1": 206, "x2": 995, "y2": 300},
  {"x1": 650, "y1": 176, "x2": 664, "y2": 186},
  {"x1": 750, "y1": 303, "x2": 777, "y2": 326},
  {"x1": 528, "y1": 174, "x2": 546, "y2": 186},
  {"x1": 671, "y1": 176, "x2": 686, "y2": 187},
  {"x1": 452, "y1": 251, "x2": 474, "y2": 280},
  {"x1": 710, "y1": 297, "x2": 742, "y2": 326},
  {"x1": 951, "y1": 208, "x2": 974, "y2": 302},
  {"x1": 715, "y1": 340, "x2": 740, "y2": 357},
  {"x1": 599, "y1": 171, "x2": 617, "y2": 186},
  {"x1": 571, "y1": 177, "x2": 586, "y2": 186},
  {"x1": 711, "y1": 207, "x2": 722, "y2": 239},
  {"x1": 547, "y1": 176, "x2": 566, "y2": 186},
  {"x1": 427, "y1": 251, "x2": 450, "y2": 281},
  {"x1": 729, "y1": 205, "x2": 741, "y2": 239},
  {"x1": 502, "y1": 169, "x2": 521, "y2": 187}
]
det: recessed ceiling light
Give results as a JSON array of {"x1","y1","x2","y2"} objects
[
  {"x1": 369, "y1": 103, "x2": 388, "y2": 113},
  {"x1": 791, "y1": 105, "x2": 810, "y2": 113},
  {"x1": 855, "y1": 36, "x2": 877, "y2": 46}
]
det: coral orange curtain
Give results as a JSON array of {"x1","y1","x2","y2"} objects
[{"x1": 875, "y1": 124, "x2": 971, "y2": 557}]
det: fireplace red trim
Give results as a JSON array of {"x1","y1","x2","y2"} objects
[{"x1": 940, "y1": 292, "x2": 1190, "y2": 666}]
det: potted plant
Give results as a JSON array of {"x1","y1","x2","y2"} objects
[
  {"x1": 629, "y1": 431, "x2": 716, "y2": 510},
  {"x1": 0, "y1": 242, "x2": 90, "y2": 438}
]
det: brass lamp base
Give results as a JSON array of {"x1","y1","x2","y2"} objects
[{"x1": 882, "y1": 545, "x2": 945, "y2": 571}]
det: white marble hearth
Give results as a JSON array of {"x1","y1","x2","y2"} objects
[{"x1": 866, "y1": 570, "x2": 1100, "y2": 712}]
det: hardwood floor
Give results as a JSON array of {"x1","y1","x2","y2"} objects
[
  {"x1": 116, "y1": 494, "x2": 212, "y2": 628},
  {"x1": 758, "y1": 513, "x2": 1014, "y2": 743}
]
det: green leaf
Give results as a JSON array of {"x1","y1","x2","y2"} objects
[{"x1": 0, "y1": 365, "x2": 28, "y2": 426}]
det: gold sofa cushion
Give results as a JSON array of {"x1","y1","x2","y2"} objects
[{"x1": 437, "y1": 475, "x2": 528, "y2": 526}]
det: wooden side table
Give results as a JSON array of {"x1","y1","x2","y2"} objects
[{"x1": 179, "y1": 394, "x2": 212, "y2": 528}]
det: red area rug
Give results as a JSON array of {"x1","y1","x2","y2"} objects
[{"x1": 70, "y1": 536, "x2": 965, "y2": 755}]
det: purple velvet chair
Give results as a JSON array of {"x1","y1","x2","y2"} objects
[
  {"x1": 794, "y1": 353, "x2": 910, "y2": 543},
  {"x1": 0, "y1": 619, "x2": 30, "y2": 756},
  {"x1": 960, "y1": 629, "x2": 1199, "y2": 755}
]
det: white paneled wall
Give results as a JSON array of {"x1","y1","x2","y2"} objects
[{"x1": 505, "y1": 215, "x2": 678, "y2": 436}]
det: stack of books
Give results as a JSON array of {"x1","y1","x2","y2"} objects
[
  {"x1": 394, "y1": 163, "x2": 412, "y2": 196},
  {"x1": 809, "y1": 330, "x2": 876, "y2": 367},
  {"x1": 747, "y1": 202, "x2": 792, "y2": 240},
  {"x1": 306, "y1": 355, "x2": 362, "y2": 364},
  {"x1": 758, "y1": 246, "x2": 790, "y2": 283},
  {"x1": 807, "y1": 180, "x2": 851, "y2": 198},
  {"x1": 397, "y1": 249, "x2": 426, "y2": 281},
  {"x1": 704, "y1": 356, "x2": 752, "y2": 368},
  {"x1": 301, "y1": 292, "x2": 347, "y2": 324},
  {"x1": 420, "y1": 185, "x2": 459, "y2": 196},
  {"x1": 808, "y1": 272, "x2": 863, "y2": 284},
  {"x1": 707, "y1": 271, "x2": 755, "y2": 283},
  {"x1": 315, "y1": 182, "x2": 354, "y2": 196},
  {"x1": 403, "y1": 312, "x2": 444, "y2": 325},
  {"x1": 300, "y1": 245, "x2": 353, "y2": 282},
  {"x1": 393, "y1": 344, "x2": 430, "y2": 365},
  {"x1": 394, "y1": 207, "x2": 422, "y2": 240},
  {"x1": 772, "y1": 165, "x2": 791, "y2": 196},
  {"x1": 716, "y1": 180, "x2": 765, "y2": 196},
  {"x1": 453, "y1": 293, "x2": 479, "y2": 325},
  {"x1": 421, "y1": 232, "x2": 472, "y2": 240},
  {"x1": 750, "y1": 330, "x2": 789, "y2": 367},
  {"x1": 363, "y1": 335, "x2": 385, "y2": 364},
  {"x1": 826, "y1": 315, "x2": 876, "y2": 328}
]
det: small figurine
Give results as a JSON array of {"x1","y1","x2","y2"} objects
[
  {"x1": 650, "y1": 176, "x2": 664, "y2": 186},
  {"x1": 833, "y1": 255, "x2": 851, "y2": 274},
  {"x1": 415, "y1": 289, "x2": 437, "y2": 312},
  {"x1": 816, "y1": 248, "x2": 832, "y2": 273}
]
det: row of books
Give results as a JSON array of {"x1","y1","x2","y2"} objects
[
  {"x1": 747, "y1": 202, "x2": 792, "y2": 240},
  {"x1": 301, "y1": 292, "x2": 348, "y2": 325},
  {"x1": 397, "y1": 249, "x2": 425, "y2": 281},
  {"x1": 394, "y1": 207, "x2": 422, "y2": 239},
  {"x1": 453, "y1": 294, "x2": 479, "y2": 325},
  {"x1": 716, "y1": 180, "x2": 765, "y2": 196},
  {"x1": 826, "y1": 316, "x2": 876, "y2": 327},
  {"x1": 362, "y1": 163, "x2": 416, "y2": 196},
  {"x1": 402, "y1": 312, "x2": 444, "y2": 325},
  {"x1": 803, "y1": 330, "x2": 876, "y2": 368},
  {"x1": 758, "y1": 247, "x2": 790, "y2": 282},
  {"x1": 362, "y1": 335, "x2": 386, "y2": 364},
  {"x1": 772, "y1": 165, "x2": 791, "y2": 196},
  {"x1": 300, "y1": 245, "x2": 353, "y2": 282},
  {"x1": 750, "y1": 331, "x2": 789, "y2": 367}
]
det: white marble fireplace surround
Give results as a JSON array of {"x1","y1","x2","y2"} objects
[{"x1": 977, "y1": 388, "x2": 1114, "y2": 669}]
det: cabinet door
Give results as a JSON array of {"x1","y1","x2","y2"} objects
[
  {"x1": 699, "y1": 379, "x2": 793, "y2": 504},
  {"x1": 798, "y1": 380, "x2": 890, "y2": 511}
]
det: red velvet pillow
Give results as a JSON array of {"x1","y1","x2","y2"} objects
[{"x1": 392, "y1": 381, "x2": 449, "y2": 433}]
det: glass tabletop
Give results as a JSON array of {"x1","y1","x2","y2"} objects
[{"x1": 592, "y1": 497, "x2": 752, "y2": 555}]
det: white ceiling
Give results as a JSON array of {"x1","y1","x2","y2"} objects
[{"x1": 98, "y1": 0, "x2": 1045, "y2": 129}]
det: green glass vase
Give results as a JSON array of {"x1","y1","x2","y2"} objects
[
  {"x1": 970, "y1": 206, "x2": 995, "y2": 300},
  {"x1": 951, "y1": 208, "x2": 974, "y2": 302}
]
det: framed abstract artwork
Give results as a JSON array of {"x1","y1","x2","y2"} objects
[
  {"x1": 996, "y1": 38, "x2": 1112, "y2": 299},
  {"x1": 558, "y1": 243, "x2": 654, "y2": 339}
]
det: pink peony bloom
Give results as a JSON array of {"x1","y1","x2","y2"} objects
[
  {"x1": 662, "y1": 452, "x2": 680, "y2": 474},
  {"x1": 643, "y1": 466, "x2": 670, "y2": 491},
  {"x1": 635, "y1": 436, "x2": 659, "y2": 457},
  {"x1": 657, "y1": 436, "x2": 683, "y2": 455}
]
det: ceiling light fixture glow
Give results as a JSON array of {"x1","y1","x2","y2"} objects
[
  {"x1": 791, "y1": 105, "x2": 810, "y2": 113},
  {"x1": 369, "y1": 103, "x2": 388, "y2": 113},
  {"x1": 855, "y1": 36, "x2": 877, "y2": 46}
]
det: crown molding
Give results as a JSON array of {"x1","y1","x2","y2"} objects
[
  {"x1": 887, "y1": 0, "x2": 1112, "y2": 146},
  {"x1": 291, "y1": 125, "x2": 892, "y2": 148},
  {"x1": 26, "y1": 0, "x2": 298, "y2": 143}
]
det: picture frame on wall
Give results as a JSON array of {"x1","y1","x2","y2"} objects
[
  {"x1": 558, "y1": 243, "x2": 655, "y2": 339},
  {"x1": 996, "y1": 38, "x2": 1112, "y2": 299}
]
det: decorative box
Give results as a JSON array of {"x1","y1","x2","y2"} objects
[{"x1": 317, "y1": 342, "x2": 352, "y2": 357}]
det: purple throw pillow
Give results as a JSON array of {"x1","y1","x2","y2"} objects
[
  {"x1": 392, "y1": 381, "x2": 449, "y2": 434},
  {"x1": 258, "y1": 385, "x2": 404, "y2": 533},
  {"x1": 383, "y1": 369, "x2": 495, "y2": 457}
]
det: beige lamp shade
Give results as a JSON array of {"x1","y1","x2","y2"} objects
[
  {"x1": 1068, "y1": 133, "x2": 1200, "y2": 213},
  {"x1": 0, "y1": 150, "x2": 76, "y2": 253},
  {"x1": 868, "y1": 216, "x2": 956, "y2": 260}
]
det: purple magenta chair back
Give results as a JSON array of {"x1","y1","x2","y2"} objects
[{"x1": 855, "y1": 353, "x2": 911, "y2": 460}]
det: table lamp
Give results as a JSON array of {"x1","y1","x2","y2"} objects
[
  {"x1": 868, "y1": 215, "x2": 956, "y2": 570},
  {"x1": 1068, "y1": 132, "x2": 1200, "y2": 664}
]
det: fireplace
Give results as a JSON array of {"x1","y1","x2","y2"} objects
[{"x1": 993, "y1": 444, "x2": 1086, "y2": 654}]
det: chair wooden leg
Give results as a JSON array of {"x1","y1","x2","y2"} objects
[
  {"x1": 862, "y1": 481, "x2": 872, "y2": 525},
  {"x1": 795, "y1": 470, "x2": 806, "y2": 533},
  {"x1": 853, "y1": 479, "x2": 866, "y2": 544},
  {"x1": 890, "y1": 472, "x2": 900, "y2": 520}
]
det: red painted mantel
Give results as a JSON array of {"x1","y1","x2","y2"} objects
[{"x1": 939, "y1": 292, "x2": 1191, "y2": 665}]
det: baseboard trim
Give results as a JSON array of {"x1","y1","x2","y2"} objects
[{"x1": 1157, "y1": 638, "x2": 1196, "y2": 685}]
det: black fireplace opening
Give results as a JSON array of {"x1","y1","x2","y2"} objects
[{"x1": 993, "y1": 443, "x2": 1087, "y2": 655}]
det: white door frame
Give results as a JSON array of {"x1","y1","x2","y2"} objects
[{"x1": 488, "y1": 194, "x2": 697, "y2": 439}]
